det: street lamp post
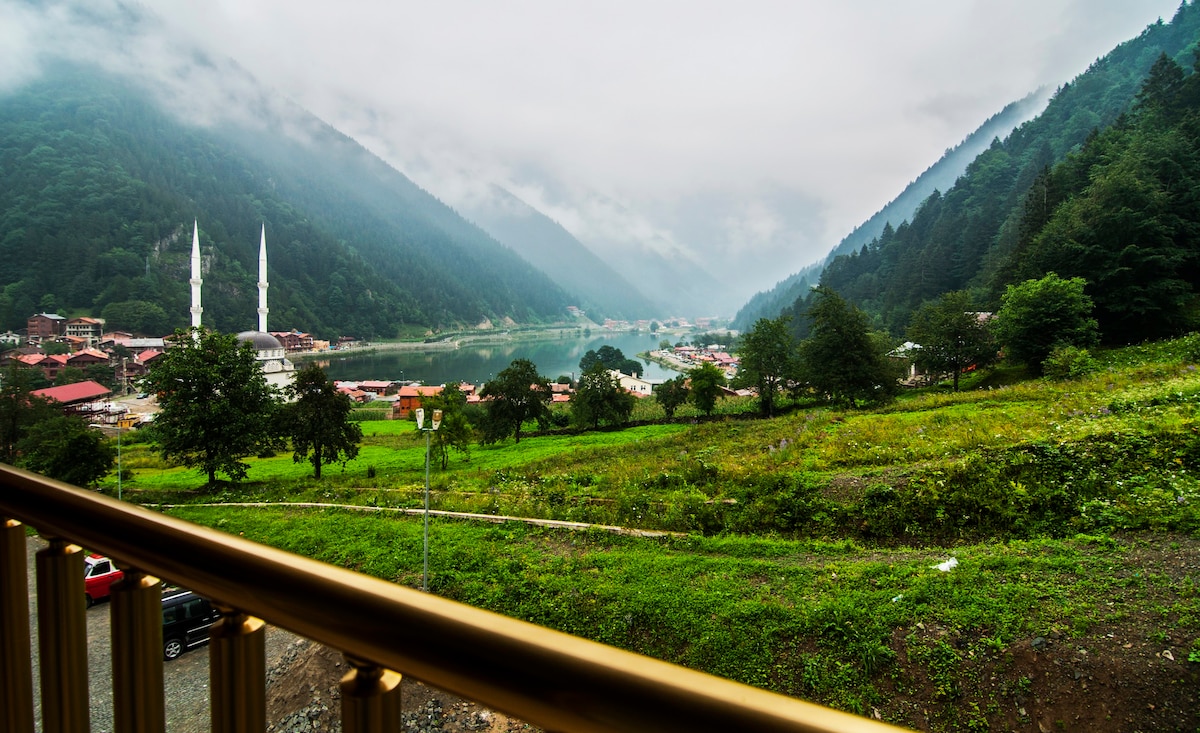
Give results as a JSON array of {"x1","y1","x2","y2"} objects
[{"x1": 415, "y1": 407, "x2": 442, "y2": 592}]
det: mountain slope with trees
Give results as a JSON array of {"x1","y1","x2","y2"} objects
[
  {"x1": 732, "y1": 89, "x2": 1053, "y2": 331},
  {"x1": 818, "y1": 4, "x2": 1200, "y2": 336},
  {"x1": 0, "y1": 66, "x2": 575, "y2": 338},
  {"x1": 739, "y1": 4, "x2": 1200, "y2": 334}
]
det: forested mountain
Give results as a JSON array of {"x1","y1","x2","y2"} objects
[
  {"x1": 0, "y1": 67, "x2": 575, "y2": 339},
  {"x1": 814, "y1": 4, "x2": 1200, "y2": 337},
  {"x1": 731, "y1": 89, "x2": 1053, "y2": 331},
  {"x1": 735, "y1": 5, "x2": 1200, "y2": 337},
  {"x1": 454, "y1": 184, "x2": 663, "y2": 320}
]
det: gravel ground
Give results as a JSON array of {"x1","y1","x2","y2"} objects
[{"x1": 23, "y1": 536, "x2": 296, "y2": 732}]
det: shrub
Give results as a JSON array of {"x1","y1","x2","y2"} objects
[{"x1": 1042, "y1": 345, "x2": 1097, "y2": 380}]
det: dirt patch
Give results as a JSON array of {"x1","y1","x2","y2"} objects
[{"x1": 265, "y1": 639, "x2": 537, "y2": 732}]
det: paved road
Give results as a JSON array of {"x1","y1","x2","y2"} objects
[{"x1": 23, "y1": 536, "x2": 294, "y2": 733}]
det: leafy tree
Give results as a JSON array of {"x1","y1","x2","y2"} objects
[
  {"x1": 571, "y1": 363, "x2": 635, "y2": 429},
  {"x1": 905, "y1": 291, "x2": 997, "y2": 391},
  {"x1": 735, "y1": 316, "x2": 797, "y2": 416},
  {"x1": 144, "y1": 328, "x2": 283, "y2": 484},
  {"x1": 420, "y1": 382, "x2": 473, "y2": 469},
  {"x1": 0, "y1": 364, "x2": 59, "y2": 463},
  {"x1": 579, "y1": 345, "x2": 642, "y2": 378},
  {"x1": 991, "y1": 274, "x2": 1099, "y2": 373},
  {"x1": 654, "y1": 375, "x2": 690, "y2": 419},
  {"x1": 283, "y1": 363, "x2": 362, "y2": 479},
  {"x1": 18, "y1": 416, "x2": 114, "y2": 487},
  {"x1": 479, "y1": 358, "x2": 552, "y2": 444},
  {"x1": 688, "y1": 362, "x2": 726, "y2": 417},
  {"x1": 798, "y1": 287, "x2": 897, "y2": 407}
]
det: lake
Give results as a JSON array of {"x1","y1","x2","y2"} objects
[{"x1": 316, "y1": 331, "x2": 681, "y2": 385}]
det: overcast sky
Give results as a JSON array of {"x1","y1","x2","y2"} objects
[{"x1": 4, "y1": 0, "x2": 1186, "y2": 306}]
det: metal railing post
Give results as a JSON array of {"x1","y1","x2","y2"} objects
[
  {"x1": 111, "y1": 568, "x2": 165, "y2": 733},
  {"x1": 340, "y1": 655, "x2": 403, "y2": 733},
  {"x1": 36, "y1": 538, "x2": 90, "y2": 733},
  {"x1": 0, "y1": 518, "x2": 35, "y2": 733},
  {"x1": 209, "y1": 606, "x2": 266, "y2": 733}
]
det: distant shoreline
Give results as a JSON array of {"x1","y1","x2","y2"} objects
[{"x1": 290, "y1": 325, "x2": 608, "y2": 362}]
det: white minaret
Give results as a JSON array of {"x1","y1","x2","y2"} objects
[
  {"x1": 257, "y1": 223, "x2": 269, "y2": 333},
  {"x1": 189, "y1": 220, "x2": 203, "y2": 328}
]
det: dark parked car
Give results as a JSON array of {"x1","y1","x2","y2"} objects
[{"x1": 161, "y1": 588, "x2": 218, "y2": 660}]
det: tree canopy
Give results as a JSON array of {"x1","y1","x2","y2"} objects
[
  {"x1": 145, "y1": 328, "x2": 283, "y2": 484},
  {"x1": 688, "y1": 362, "x2": 726, "y2": 417},
  {"x1": 19, "y1": 415, "x2": 115, "y2": 487},
  {"x1": 479, "y1": 359, "x2": 552, "y2": 444},
  {"x1": 798, "y1": 287, "x2": 897, "y2": 407},
  {"x1": 905, "y1": 291, "x2": 997, "y2": 391},
  {"x1": 991, "y1": 274, "x2": 1099, "y2": 373},
  {"x1": 571, "y1": 362, "x2": 636, "y2": 429},
  {"x1": 284, "y1": 363, "x2": 362, "y2": 479},
  {"x1": 579, "y1": 345, "x2": 643, "y2": 378},
  {"x1": 654, "y1": 375, "x2": 690, "y2": 419},
  {"x1": 736, "y1": 316, "x2": 796, "y2": 416},
  {"x1": 420, "y1": 382, "x2": 473, "y2": 469}
]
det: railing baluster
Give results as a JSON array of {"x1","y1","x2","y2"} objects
[
  {"x1": 36, "y1": 538, "x2": 90, "y2": 733},
  {"x1": 209, "y1": 605, "x2": 266, "y2": 733},
  {"x1": 1, "y1": 518, "x2": 35, "y2": 733},
  {"x1": 340, "y1": 655, "x2": 402, "y2": 733},
  {"x1": 111, "y1": 568, "x2": 165, "y2": 733}
]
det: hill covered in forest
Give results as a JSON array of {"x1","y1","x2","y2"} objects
[
  {"x1": 739, "y1": 3, "x2": 1200, "y2": 339},
  {"x1": 0, "y1": 66, "x2": 587, "y2": 340}
]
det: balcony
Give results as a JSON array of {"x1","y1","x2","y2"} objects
[{"x1": 0, "y1": 463, "x2": 905, "y2": 732}]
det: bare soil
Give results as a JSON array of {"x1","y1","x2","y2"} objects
[{"x1": 266, "y1": 640, "x2": 536, "y2": 732}]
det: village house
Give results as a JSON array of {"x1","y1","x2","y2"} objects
[
  {"x1": 270, "y1": 330, "x2": 315, "y2": 352},
  {"x1": 610, "y1": 370, "x2": 655, "y2": 397},
  {"x1": 394, "y1": 385, "x2": 443, "y2": 418},
  {"x1": 357, "y1": 380, "x2": 395, "y2": 396},
  {"x1": 14, "y1": 352, "x2": 69, "y2": 382},
  {"x1": 26, "y1": 313, "x2": 65, "y2": 344},
  {"x1": 65, "y1": 317, "x2": 104, "y2": 345},
  {"x1": 66, "y1": 348, "x2": 109, "y2": 368}
]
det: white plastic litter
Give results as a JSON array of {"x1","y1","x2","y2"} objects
[{"x1": 932, "y1": 557, "x2": 958, "y2": 572}]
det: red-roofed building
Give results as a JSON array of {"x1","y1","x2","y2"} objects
[
  {"x1": 395, "y1": 385, "x2": 444, "y2": 418},
  {"x1": 32, "y1": 381, "x2": 112, "y2": 415},
  {"x1": 358, "y1": 380, "x2": 395, "y2": 396},
  {"x1": 17, "y1": 353, "x2": 69, "y2": 381},
  {"x1": 67, "y1": 349, "x2": 109, "y2": 367},
  {"x1": 270, "y1": 330, "x2": 315, "y2": 352}
]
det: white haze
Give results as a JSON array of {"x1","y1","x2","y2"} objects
[{"x1": 1, "y1": 0, "x2": 1184, "y2": 314}]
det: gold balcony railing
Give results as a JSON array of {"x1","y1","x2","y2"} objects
[{"x1": 0, "y1": 463, "x2": 907, "y2": 733}]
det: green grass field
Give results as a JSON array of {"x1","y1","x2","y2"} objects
[{"x1": 105, "y1": 337, "x2": 1200, "y2": 730}]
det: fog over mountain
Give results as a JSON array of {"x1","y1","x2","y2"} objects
[{"x1": 2, "y1": 0, "x2": 1182, "y2": 315}]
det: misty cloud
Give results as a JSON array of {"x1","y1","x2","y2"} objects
[{"x1": 3, "y1": 0, "x2": 1182, "y2": 313}]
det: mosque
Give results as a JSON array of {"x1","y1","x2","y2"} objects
[{"x1": 189, "y1": 221, "x2": 296, "y2": 391}]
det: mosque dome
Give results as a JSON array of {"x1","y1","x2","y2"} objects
[{"x1": 236, "y1": 331, "x2": 283, "y2": 351}]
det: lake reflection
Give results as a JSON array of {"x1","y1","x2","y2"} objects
[{"x1": 318, "y1": 331, "x2": 681, "y2": 385}]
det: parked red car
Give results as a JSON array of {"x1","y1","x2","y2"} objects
[{"x1": 84, "y1": 554, "x2": 123, "y2": 607}]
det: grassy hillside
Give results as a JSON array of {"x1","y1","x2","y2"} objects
[{"x1": 112, "y1": 339, "x2": 1200, "y2": 730}]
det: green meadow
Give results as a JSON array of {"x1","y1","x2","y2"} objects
[{"x1": 107, "y1": 338, "x2": 1200, "y2": 730}]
